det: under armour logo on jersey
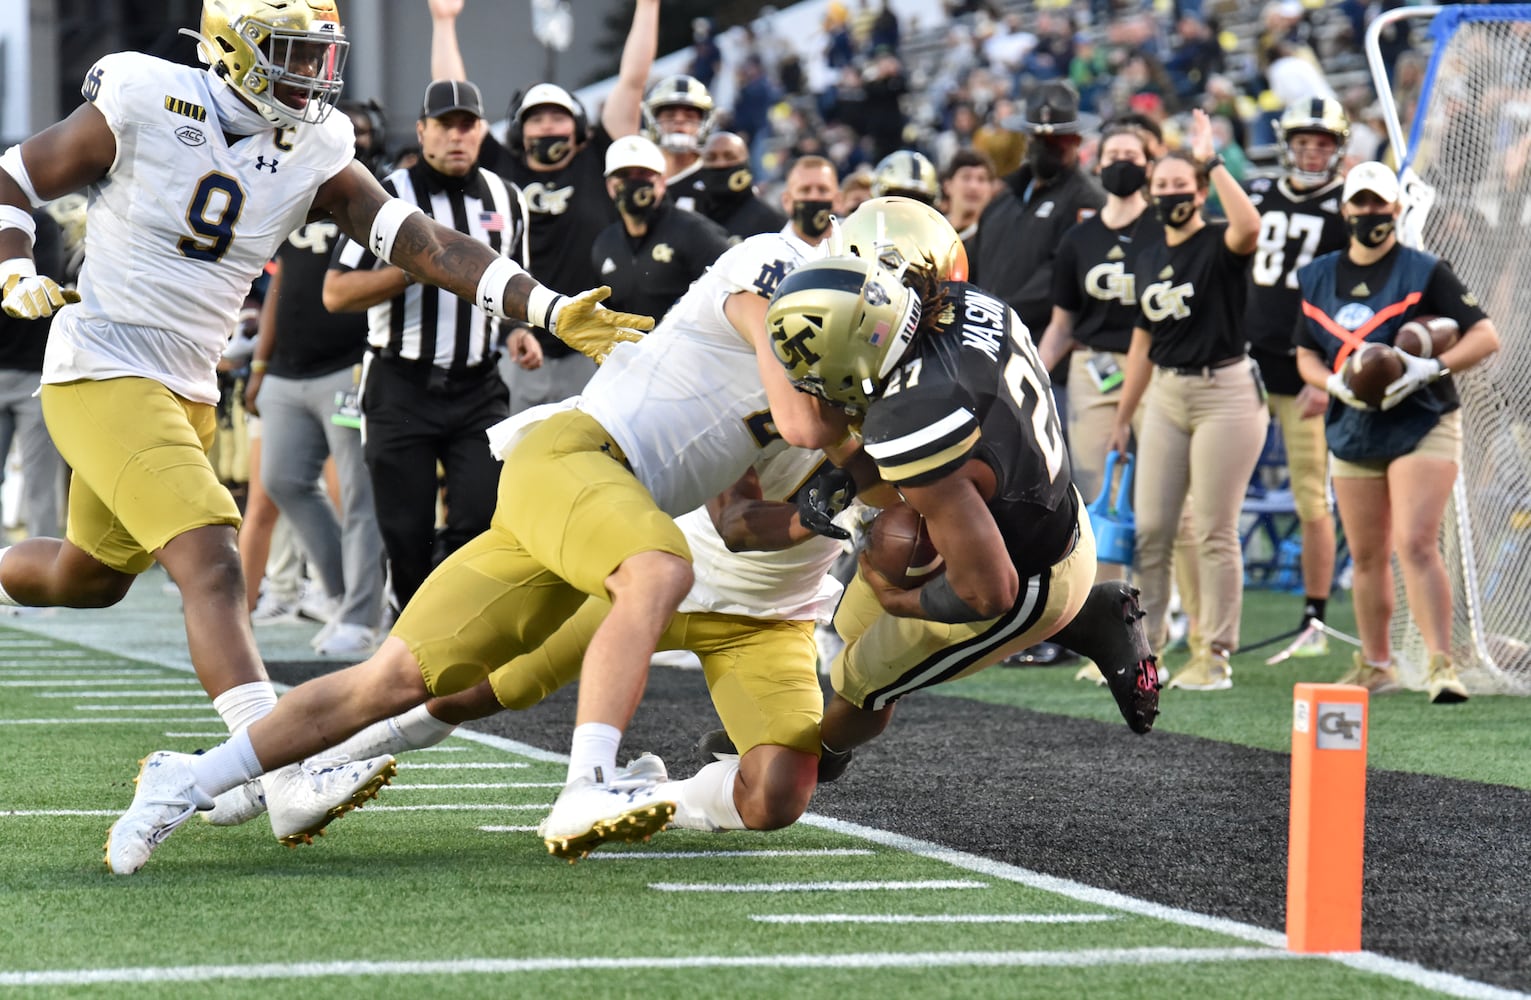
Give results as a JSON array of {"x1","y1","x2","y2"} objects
[{"x1": 255, "y1": 156, "x2": 279, "y2": 173}]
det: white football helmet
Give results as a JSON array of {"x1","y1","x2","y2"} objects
[
  {"x1": 186, "y1": 0, "x2": 349, "y2": 128},
  {"x1": 642, "y1": 75, "x2": 716, "y2": 156}
]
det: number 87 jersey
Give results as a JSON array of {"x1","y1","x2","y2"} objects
[
  {"x1": 861, "y1": 282, "x2": 1080, "y2": 575},
  {"x1": 1243, "y1": 174, "x2": 1348, "y2": 360},
  {"x1": 52, "y1": 52, "x2": 354, "y2": 404}
]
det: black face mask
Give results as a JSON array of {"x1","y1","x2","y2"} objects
[
  {"x1": 527, "y1": 134, "x2": 573, "y2": 166},
  {"x1": 1347, "y1": 211, "x2": 1395, "y2": 248},
  {"x1": 1028, "y1": 141, "x2": 1066, "y2": 181},
  {"x1": 615, "y1": 179, "x2": 660, "y2": 223},
  {"x1": 1100, "y1": 160, "x2": 1147, "y2": 197},
  {"x1": 700, "y1": 165, "x2": 753, "y2": 205},
  {"x1": 1153, "y1": 192, "x2": 1199, "y2": 228},
  {"x1": 792, "y1": 199, "x2": 834, "y2": 238}
]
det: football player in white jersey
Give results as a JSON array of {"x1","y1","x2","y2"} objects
[
  {"x1": 106, "y1": 216, "x2": 863, "y2": 871},
  {"x1": 0, "y1": 0, "x2": 650, "y2": 873}
]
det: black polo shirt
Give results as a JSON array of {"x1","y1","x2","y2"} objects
[{"x1": 590, "y1": 203, "x2": 732, "y2": 321}]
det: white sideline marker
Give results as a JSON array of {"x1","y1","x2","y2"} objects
[
  {"x1": 398, "y1": 762, "x2": 529, "y2": 770},
  {"x1": 386, "y1": 782, "x2": 558, "y2": 791},
  {"x1": 651, "y1": 880, "x2": 988, "y2": 893},
  {"x1": 752, "y1": 914, "x2": 1119, "y2": 925},
  {"x1": 363, "y1": 804, "x2": 546, "y2": 812},
  {"x1": 414, "y1": 746, "x2": 467, "y2": 753},
  {"x1": 0, "y1": 677, "x2": 194, "y2": 687},
  {"x1": 590, "y1": 849, "x2": 875, "y2": 861},
  {"x1": 0, "y1": 717, "x2": 216, "y2": 725},
  {"x1": 0, "y1": 809, "x2": 119, "y2": 817},
  {"x1": 477, "y1": 825, "x2": 539, "y2": 833},
  {"x1": 43, "y1": 690, "x2": 206, "y2": 698},
  {"x1": 74, "y1": 704, "x2": 209, "y2": 712},
  {"x1": 163, "y1": 732, "x2": 228, "y2": 738}
]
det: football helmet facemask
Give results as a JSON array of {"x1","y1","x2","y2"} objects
[
  {"x1": 766, "y1": 256, "x2": 922, "y2": 415},
  {"x1": 870, "y1": 150, "x2": 939, "y2": 204},
  {"x1": 1276, "y1": 98, "x2": 1350, "y2": 188},
  {"x1": 836, "y1": 196, "x2": 969, "y2": 286},
  {"x1": 188, "y1": 0, "x2": 348, "y2": 129},
  {"x1": 642, "y1": 75, "x2": 716, "y2": 156}
]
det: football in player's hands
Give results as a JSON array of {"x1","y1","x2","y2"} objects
[
  {"x1": 1342, "y1": 342, "x2": 1403, "y2": 409},
  {"x1": 1395, "y1": 314, "x2": 1460, "y2": 359},
  {"x1": 863, "y1": 502, "x2": 943, "y2": 590}
]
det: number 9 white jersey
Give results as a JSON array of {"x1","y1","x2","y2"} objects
[{"x1": 44, "y1": 53, "x2": 354, "y2": 404}]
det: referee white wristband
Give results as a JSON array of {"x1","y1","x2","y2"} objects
[
  {"x1": 525, "y1": 282, "x2": 567, "y2": 332},
  {"x1": 367, "y1": 198, "x2": 424, "y2": 265},
  {"x1": 477, "y1": 256, "x2": 530, "y2": 320}
]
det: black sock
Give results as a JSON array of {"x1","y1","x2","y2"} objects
[{"x1": 1303, "y1": 598, "x2": 1327, "y2": 626}]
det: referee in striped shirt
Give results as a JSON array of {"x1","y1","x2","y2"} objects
[{"x1": 325, "y1": 80, "x2": 529, "y2": 608}]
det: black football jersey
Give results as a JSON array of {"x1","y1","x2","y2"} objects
[
  {"x1": 1244, "y1": 176, "x2": 1348, "y2": 358},
  {"x1": 862, "y1": 282, "x2": 1078, "y2": 575},
  {"x1": 1052, "y1": 210, "x2": 1164, "y2": 354}
]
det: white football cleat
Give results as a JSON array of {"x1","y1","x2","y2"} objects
[
  {"x1": 201, "y1": 778, "x2": 268, "y2": 826},
  {"x1": 609, "y1": 752, "x2": 668, "y2": 790},
  {"x1": 104, "y1": 751, "x2": 213, "y2": 875},
  {"x1": 264, "y1": 753, "x2": 396, "y2": 847},
  {"x1": 538, "y1": 777, "x2": 676, "y2": 863}
]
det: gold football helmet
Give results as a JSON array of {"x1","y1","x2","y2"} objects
[
  {"x1": 836, "y1": 196, "x2": 969, "y2": 285},
  {"x1": 765, "y1": 257, "x2": 921, "y2": 414},
  {"x1": 189, "y1": 0, "x2": 348, "y2": 128},
  {"x1": 642, "y1": 75, "x2": 716, "y2": 156},
  {"x1": 870, "y1": 150, "x2": 939, "y2": 204},
  {"x1": 1276, "y1": 98, "x2": 1350, "y2": 187}
]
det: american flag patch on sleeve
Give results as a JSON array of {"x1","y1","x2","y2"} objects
[{"x1": 478, "y1": 211, "x2": 505, "y2": 232}]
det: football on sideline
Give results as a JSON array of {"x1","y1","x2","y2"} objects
[
  {"x1": 864, "y1": 502, "x2": 944, "y2": 589},
  {"x1": 1396, "y1": 314, "x2": 1460, "y2": 358},
  {"x1": 1343, "y1": 342, "x2": 1405, "y2": 408}
]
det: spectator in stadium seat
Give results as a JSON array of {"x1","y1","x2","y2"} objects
[
  {"x1": 940, "y1": 148, "x2": 996, "y2": 246},
  {"x1": 1294, "y1": 162, "x2": 1500, "y2": 704},
  {"x1": 1106, "y1": 110, "x2": 1267, "y2": 692}
]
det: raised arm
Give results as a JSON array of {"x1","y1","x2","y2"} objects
[
  {"x1": 603, "y1": 0, "x2": 660, "y2": 139},
  {"x1": 428, "y1": 0, "x2": 468, "y2": 81},
  {"x1": 1188, "y1": 109, "x2": 1258, "y2": 254}
]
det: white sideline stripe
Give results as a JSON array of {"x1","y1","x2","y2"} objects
[
  {"x1": 589, "y1": 849, "x2": 875, "y2": 861},
  {"x1": 0, "y1": 669, "x2": 160, "y2": 677},
  {"x1": 797, "y1": 815, "x2": 1525, "y2": 1000},
  {"x1": 0, "y1": 717, "x2": 216, "y2": 725},
  {"x1": 477, "y1": 825, "x2": 539, "y2": 832},
  {"x1": 414, "y1": 746, "x2": 467, "y2": 753},
  {"x1": 651, "y1": 880, "x2": 988, "y2": 893},
  {"x1": 0, "y1": 948, "x2": 1309, "y2": 985},
  {"x1": 362, "y1": 804, "x2": 544, "y2": 812},
  {"x1": 163, "y1": 732, "x2": 227, "y2": 738},
  {"x1": 387, "y1": 783, "x2": 556, "y2": 791},
  {"x1": 399, "y1": 762, "x2": 530, "y2": 770},
  {"x1": 0, "y1": 650, "x2": 103, "y2": 658},
  {"x1": 3, "y1": 616, "x2": 1516, "y2": 1000},
  {"x1": 74, "y1": 704, "x2": 208, "y2": 712},
  {"x1": 0, "y1": 810, "x2": 118, "y2": 817},
  {"x1": 43, "y1": 690, "x2": 204, "y2": 698},
  {"x1": 0, "y1": 678, "x2": 196, "y2": 687},
  {"x1": 752, "y1": 914, "x2": 1118, "y2": 925}
]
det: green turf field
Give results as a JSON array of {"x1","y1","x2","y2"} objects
[{"x1": 0, "y1": 584, "x2": 1521, "y2": 999}]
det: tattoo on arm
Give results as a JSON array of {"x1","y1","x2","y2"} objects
[{"x1": 387, "y1": 214, "x2": 531, "y2": 319}]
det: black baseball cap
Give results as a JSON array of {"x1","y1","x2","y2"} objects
[{"x1": 421, "y1": 80, "x2": 485, "y2": 120}]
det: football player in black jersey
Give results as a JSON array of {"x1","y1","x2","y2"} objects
[
  {"x1": 1245, "y1": 99, "x2": 1352, "y2": 664},
  {"x1": 765, "y1": 253, "x2": 1160, "y2": 779}
]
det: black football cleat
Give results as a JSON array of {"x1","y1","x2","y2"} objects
[{"x1": 1051, "y1": 581, "x2": 1161, "y2": 734}]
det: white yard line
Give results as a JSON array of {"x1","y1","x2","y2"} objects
[
  {"x1": 589, "y1": 849, "x2": 875, "y2": 860},
  {"x1": 362, "y1": 804, "x2": 546, "y2": 812},
  {"x1": 0, "y1": 678, "x2": 194, "y2": 687},
  {"x1": 0, "y1": 717, "x2": 217, "y2": 725},
  {"x1": 477, "y1": 825, "x2": 540, "y2": 832},
  {"x1": 0, "y1": 948, "x2": 1313, "y2": 986},
  {"x1": 397, "y1": 762, "x2": 530, "y2": 769},
  {"x1": 42, "y1": 690, "x2": 208, "y2": 698},
  {"x1": 0, "y1": 809, "x2": 118, "y2": 817},
  {"x1": 650, "y1": 880, "x2": 989, "y2": 893},
  {"x1": 386, "y1": 783, "x2": 558, "y2": 791},
  {"x1": 73, "y1": 704, "x2": 210, "y2": 712},
  {"x1": 162, "y1": 732, "x2": 228, "y2": 738},
  {"x1": 752, "y1": 914, "x2": 1118, "y2": 925}
]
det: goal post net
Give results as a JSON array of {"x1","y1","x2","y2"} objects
[{"x1": 1368, "y1": 5, "x2": 1531, "y2": 694}]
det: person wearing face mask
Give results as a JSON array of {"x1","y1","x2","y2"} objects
[
  {"x1": 1106, "y1": 109, "x2": 1266, "y2": 692},
  {"x1": 971, "y1": 81, "x2": 1104, "y2": 667},
  {"x1": 429, "y1": 0, "x2": 659, "y2": 415},
  {"x1": 1294, "y1": 162, "x2": 1500, "y2": 704},
  {"x1": 669, "y1": 131, "x2": 785, "y2": 242},
  {"x1": 779, "y1": 155, "x2": 841, "y2": 254},
  {"x1": 590, "y1": 135, "x2": 730, "y2": 323},
  {"x1": 1039, "y1": 124, "x2": 1163, "y2": 595},
  {"x1": 1243, "y1": 99, "x2": 1354, "y2": 665}
]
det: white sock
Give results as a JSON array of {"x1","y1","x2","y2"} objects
[
  {"x1": 0, "y1": 546, "x2": 19, "y2": 606},
  {"x1": 668, "y1": 759, "x2": 746, "y2": 832},
  {"x1": 212, "y1": 681, "x2": 278, "y2": 734},
  {"x1": 566, "y1": 722, "x2": 622, "y2": 785},
  {"x1": 330, "y1": 704, "x2": 457, "y2": 760},
  {"x1": 187, "y1": 729, "x2": 264, "y2": 797}
]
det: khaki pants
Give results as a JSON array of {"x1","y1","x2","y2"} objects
[{"x1": 1135, "y1": 359, "x2": 1269, "y2": 652}]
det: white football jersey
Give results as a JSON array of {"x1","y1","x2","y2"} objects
[
  {"x1": 44, "y1": 53, "x2": 355, "y2": 403},
  {"x1": 579, "y1": 231, "x2": 826, "y2": 516},
  {"x1": 677, "y1": 445, "x2": 846, "y2": 621}
]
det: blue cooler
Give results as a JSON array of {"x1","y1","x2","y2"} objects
[{"x1": 1088, "y1": 451, "x2": 1136, "y2": 567}]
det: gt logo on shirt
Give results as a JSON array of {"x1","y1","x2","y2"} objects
[
  {"x1": 1141, "y1": 279, "x2": 1195, "y2": 322},
  {"x1": 1085, "y1": 261, "x2": 1136, "y2": 305},
  {"x1": 522, "y1": 182, "x2": 576, "y2": 216}
]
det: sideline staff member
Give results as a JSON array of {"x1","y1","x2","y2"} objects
[
  {"x1": 592, "y1": 135, "x2": 730, "y2": 321},
  {"x1": 326, "y1": 80, "x2": 526, "y2": 606}
]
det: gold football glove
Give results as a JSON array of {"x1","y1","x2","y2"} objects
[
  {"x1": 0, "y1": 259, "x2": 79, "y2": 320},
  {"x1": 549, "y1": 286, "x2": 653, "y2": 365}
]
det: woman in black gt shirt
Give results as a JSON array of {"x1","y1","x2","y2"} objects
[{"x1": 1108, "y1": 109, "x2": 1266, "y2": 692}]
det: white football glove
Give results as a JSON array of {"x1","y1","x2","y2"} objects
[
  {"x1": 1380, "y1": 348, "x2": 1446, "y2": 412},
  {"x1": 1325, "y1": 371, "x2": 1369, "y2": 410},
  {"x1": 0, "y1": 258, "x2": 78, "y2": 320}
]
